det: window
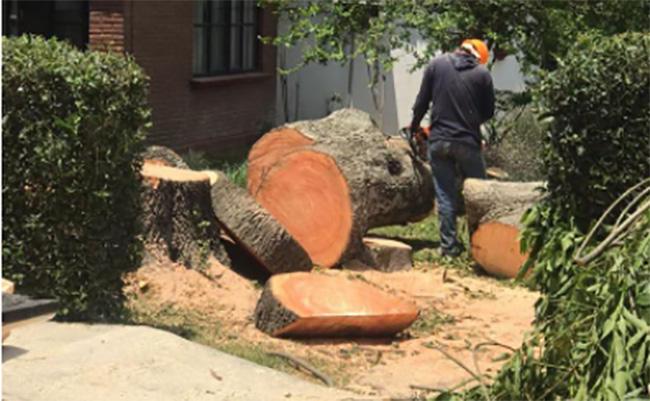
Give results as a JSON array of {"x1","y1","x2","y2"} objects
[
  {"x1": 2, "y1": 0, "x2": 88, "y2": 49},
  {"x1": 193, "y1": 0, "x2": 259, "y2": 76}
]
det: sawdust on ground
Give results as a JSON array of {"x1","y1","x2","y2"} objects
[{"x1": 125, "y1": 256, "x2": 537, "y2": 400}]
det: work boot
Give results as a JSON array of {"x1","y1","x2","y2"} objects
[{"x1": 440, "y1": 243, "x2": 466, "y2": 258}]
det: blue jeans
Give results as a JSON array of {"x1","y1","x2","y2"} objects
[{"x1": 428, "y1": 140, "x2": 486, "y2": 253}]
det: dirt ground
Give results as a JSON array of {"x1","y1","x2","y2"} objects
[{"x1": 125, "y1": 255, "x2": 537, "y2": 400}]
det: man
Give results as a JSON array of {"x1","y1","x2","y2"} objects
[{"x1": 410, "y1": 39, "x2": 495, "y2": 257}]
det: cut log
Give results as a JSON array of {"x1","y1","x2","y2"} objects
[
  {"x1": 254, "y1": 272, "x2": 419, "y2": 337},
  {"x1": 141, "y1": 162, "x2": 229, "y2": 268},
  {"x1": 251, "y1": 149, "x2": 353, "y2": 267},
  {"x1": 363, "y1": 237, "x2": 413, "y2": 272},
  {"x1": 248, "y1": 109, "x2": 434, "y2": 266},
  {"x1": 247, "y1": 127, "x2": 314, "y2": 196},
  {"x1": 463, "y1": 179, "x2": 545, "y2": 278},
  {"x1": 142, "y1": 145, "x2": 189, "y2": 169},
  {"x1": 210, "y1": 171, "x2": 313, "y2": 274}
]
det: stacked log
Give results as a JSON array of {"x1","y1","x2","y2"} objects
[
  {"x1": 463, "y1": 179, "x2": 545, "y2": 278},
  {"x1": 248, "y1": 109, "x2": 434, "y2": 267}
]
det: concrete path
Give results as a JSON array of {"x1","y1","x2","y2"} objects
[{"x1": 2, "y1": 322, "x2": 362, "y2": 401}]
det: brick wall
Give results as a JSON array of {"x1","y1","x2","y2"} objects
[
  {"x1": 128, "y1": 0, "x2": 278, "y2": 156},
  {"x1": 88, "y1": 0, "x2": 125, "y2": 52}
]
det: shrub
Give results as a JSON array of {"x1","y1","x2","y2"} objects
[
  {"x1": 477, "y1": 32, "x2": 650, "y2": 401},
  {"x1": 483, "y1": 93, "x2": 545, "y2": 182},
  {"x1": 2, "y1": 36, "x2": 151, "y2": 320},
  {"x1": 536, "y1": 32, "x2": 650, "y2": 228}
]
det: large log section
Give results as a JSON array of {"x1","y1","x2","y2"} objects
[
  {"x1": 210, "y1": 171, "x2": 313, "y2": 274},
  {"x1": 248, "y1": 109, "x2": 435, "y2": 267},
  {"x1": 463, "y1": 179, "x2": 545, "y2": 278},
  {"x1": 254, "y1": 272, "x2": 419, "y2": 337}
]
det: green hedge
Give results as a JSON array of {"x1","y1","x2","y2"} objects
[
  {"x1": 480, "y1": 32, "x2": 650, "y2": 401},
  {"x1": 2, "y1": 36, "x2": 151, "y2": 319},
  {"x1": 537, "y1": 32, "x2": 650, "y2": 228}
]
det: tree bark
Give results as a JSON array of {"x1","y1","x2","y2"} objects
[
  {"x1": 142, "y1": 145, "x2": 189, "y2": 169},
  {"x1": 254, "y1": 272, "x2": 419, "y2": 338},
  {"x1": 462, "y1": 179, "x2": 545, "y2": 278},
  {"x1": 210, "y1": 171, "x2": 313, "y2": 274},
  {"x1": 141, "y1": 163, "x2": 228, "y2": 269},
  {"x1": 248, "y1": 108, "x2": 434, "y2": 267}
]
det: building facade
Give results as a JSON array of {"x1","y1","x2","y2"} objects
[{"x1": 3, "y1": 0, "x2": 278, "y2": 156}]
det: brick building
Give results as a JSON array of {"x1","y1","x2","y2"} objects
[{"x1": 2, "y1": 0, "x2": 278, "y2": 156}]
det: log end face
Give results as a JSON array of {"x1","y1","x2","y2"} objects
[
  {"x1": 471, "y1": 222, "x2": 529, "y2": 279},
  {"x1": 247, "y1": 128, "x2": 314, "y2": 195},
  {"x1": 254, "y1": 150, "x2": 353, "y2": 268}
]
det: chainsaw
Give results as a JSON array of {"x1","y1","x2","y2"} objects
[{"x1": 399, "y1": 126, "x2": 430, "y2": 162}]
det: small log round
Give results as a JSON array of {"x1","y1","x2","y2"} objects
[
  {"x1": 363, "y1": 237, "x2": 413, "y2": 272},
  {"x1": 254, "y1": 272, "x2": 419, "y2": 337}
]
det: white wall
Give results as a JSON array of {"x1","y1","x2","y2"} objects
[{"x1": 276, "y1": 33, "x2": 527, "y2": 133}]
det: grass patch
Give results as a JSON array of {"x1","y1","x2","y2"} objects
[
  {"x1": 216, "y1": 341, "x2": 288, "y2": 370},
  {"x1": 409, "y1": 307, "x2": 456, "y2": 338},
  {"x1": 180, "y1": 149, "x2": 248, "y2": 189},
  {"x1": 125, "y1": 296, "x2": 345, "y2": 385}
]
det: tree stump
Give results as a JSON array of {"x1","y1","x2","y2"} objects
[
  {"x1": 463, "y1": 179, "x2": 545, "y2": 278},
  {"x1": 140, "y1": 162, "x2": 228, "y2": 269},
  {"x1": 248, "y1": 109, "x2": 434, "y2": 267},
  {"x1": 210, "y1": 171, "x2": 312, "y2": 274},
  {"x1": 254, "y1": 272, "x2": 419, "y2": 337}
]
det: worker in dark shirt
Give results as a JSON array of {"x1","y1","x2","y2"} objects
[{"x1": 410, "y1": 39, "x2": 495, "y2": 257}]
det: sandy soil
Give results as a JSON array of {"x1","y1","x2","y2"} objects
[{"x1": 125, "y1": 256, "x2": 537, "y2": 400}]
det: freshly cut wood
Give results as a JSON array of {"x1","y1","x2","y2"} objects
[
  {"x1": 363, "y1": 237, "x2": 413, "y2": 272},
  {"x1": 248, "y1": 109, "x2": 434, "y2": 266},
  {"x1": 210, "y1": 171, "x2": 313, "y2": 274},
  {"x1": 251, "y1": 149, "x2": 353, "y2": 267},
  {"x1": 2, "y1": 278, "x2": 15, "y2": 294},
  {"x1": 141, "y1": 162, "x2": 228, "y2": 268},
  {"x1": 463, "y1": 179, "x2": 545, "y2": 278},
  {"x1": 2, "y1": 278, "x2": 15, "y2": 341},
  {"x1": 142, "y1": 145, "x2": 189, "y2": 169},
  {"x1": 254, "y1": 272, "x2": 419, "y2": 337},
  {"x1": 247, "y1": 127, "x2": 314, "y2": 196}
]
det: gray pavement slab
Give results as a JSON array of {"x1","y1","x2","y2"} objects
[{"x1": 2, "y1": 322, "x2": 361, "y2": 401}]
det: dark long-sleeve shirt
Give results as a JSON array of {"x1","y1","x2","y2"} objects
[{"x1": 411, "y1": 51, "x2": 495, "y2": 148}]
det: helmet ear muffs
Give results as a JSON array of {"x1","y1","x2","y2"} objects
[
  {"x1": 461, "y1": 43, "x2": 481, "y2": 60},
  {"x1": 461, "y1": 39, "x2": 489, "y2": 65}
]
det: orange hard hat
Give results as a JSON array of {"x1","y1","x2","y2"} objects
[{"x1": 461, "y1": 39, "x2": 489, "y2": 65}]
